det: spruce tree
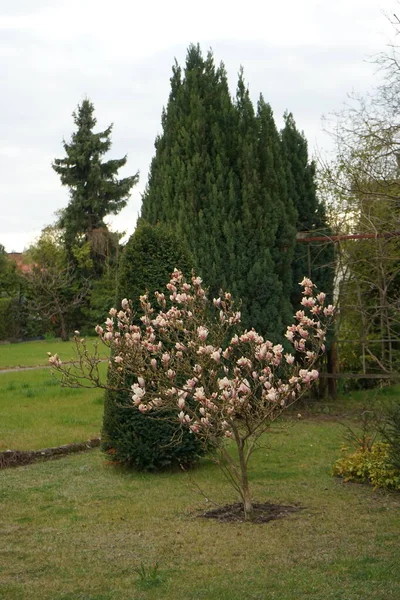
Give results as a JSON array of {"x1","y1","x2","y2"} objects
[{"x1": 53, "y1": 99, "x2": 138, "y2": 267}]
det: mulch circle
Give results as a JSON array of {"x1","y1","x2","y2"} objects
[{"x1": 199, "y1": 502, "x2": 302, "y2": 523}]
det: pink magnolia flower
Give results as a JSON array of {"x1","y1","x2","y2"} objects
[
  {"x1": 48, "y1": 353, "x2": 62, "y2": 367},
  {"x1": 197, "y1": 326, "x2": 209, "y2": 341},
  {"x1": 285, "y1": 353, "x2": 295, "y2": 365},
  {"x1": 301, "y1": 296, "x2": 316, "y2": 308},
  {"x1": 161, "y1": 353, "x2": 171, "y2": 365},
  {"x1": 230, "y1": 334, "x2": 239, "y2": 345},
  {"x1": 194, "y1": 387, "x2": 207, "y2": 402},
  {"x1": 211, "y1": 349, "x2": 221, "y2": 363},
  {"x1": 175, "y1": 293, "x2": 189, "y2": 303},
  {"x1": 285, "y1": 330, "x2": 294, "y2": 343},
  {"x1": 237, "y1": 357, "x2": 252, "y2": 369},
  {"x1": 299, "y1": 277, "x2": 313, "y2": 288}
]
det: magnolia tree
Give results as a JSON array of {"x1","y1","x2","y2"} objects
[{"x1": 49, "y1": 270, "x2": 334, "y2": 521}]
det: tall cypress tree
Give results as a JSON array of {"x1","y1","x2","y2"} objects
[
  {"x1": 141, "y1": 45, "x2": 236, "y2": 297},
  {"x1": 257, "y1": 98, "x2": 297, "y2": 331},
  {"x1": 141, "y1": 46, "x2": 311, "y2": 341},
  {"x1": 231, "y1": 75, "x2": 284, "y2": 338},
  {"x1": 281, "y1": 112, "x2": 334, "y2": 306}
]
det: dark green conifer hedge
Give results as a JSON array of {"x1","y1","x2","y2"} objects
[{"x1": 101, "y1": 222, "x2": 205, "y2": 470}]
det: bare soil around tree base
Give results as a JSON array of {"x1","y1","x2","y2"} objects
[{"x1": 199, "y1": 501, "x2": 302, "y2": 523}]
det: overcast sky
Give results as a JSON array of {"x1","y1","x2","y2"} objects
[{"x1": 0, "y1": 0, "x2": 396, "y2": 252}]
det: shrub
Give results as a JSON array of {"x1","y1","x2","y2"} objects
[
  {"x1": 116, "y1": 221, "x2": 193, "y2": 313},
  {"x1": 333, "y1": 443, "x2": 400, "y2": 490},
  {"x1": 381, "y1": 401, "x2": 400, "y2": 472},
  {"x1": 101, "y1": 223, "x2": 202, "y2": 471}
]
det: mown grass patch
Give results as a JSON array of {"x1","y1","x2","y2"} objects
[
  {"x1": 0, "y1": 420, "x2": 399, "y2": 600},
  {"x1": 0, "y1": 369, "x2": 104, "y2": 450},
  {"x1": 297, "y1": 383, "x2": 400, "y2": 418},
  {"x1": 0, "y1": 337, "x2": 101, "y2": 369}
]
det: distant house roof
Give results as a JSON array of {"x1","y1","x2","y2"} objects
[{"x1": 7, "y1": 253, "x2": 33, "y2": 274}]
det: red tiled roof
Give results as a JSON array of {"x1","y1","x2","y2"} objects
[{"x1": 7, "y1": 253, "x2": 33, "y2": 274}]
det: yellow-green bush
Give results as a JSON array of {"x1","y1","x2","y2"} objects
[{"x1": 333, "y1": 442, "x2": 400, "y2": 490}]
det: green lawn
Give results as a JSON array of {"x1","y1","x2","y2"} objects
[
  {"x1": 1, "y1": 341, "x2": 399, "y2": 598},
  {"x1": 0, "y1": 369, "x2": 104, "y2": 450},
  {"x1": 0, "y1": 420, "x2": 399, "y2": 600},
  {"x1": 0, "y1": 337, "x2": 102, "y2": 370}
]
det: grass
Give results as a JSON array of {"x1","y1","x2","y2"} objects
[
  {"x1": 0, "y1": 420, "x2": 399, "y2": 599},
  {"x1": 0, "y1": 337, "x2": 101, "y2": 370},
  {"x1": 298, "y1": 383, "x2": 400, "y2": 417},
  {"x1": 0, "y1": 368, "x2": 104, "y2": 450},
  {"x1": 1, "y1": 340, "x2": 399, "y2": 597}
]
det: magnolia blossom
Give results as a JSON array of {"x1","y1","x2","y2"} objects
[
  {"x1": 299, "y1": 369, "x2": 319, "y2": 383},
  {"x1": 194, "y1": 387, "x2": 207, "y2": 401},
  {"x1": 161, "y1": 352, "x2": 171, "y2": 365},
  {"x1": 237, "y1": 357, "x2": 252, "y2": 369},
  {"x1": 211, "y1": 349, "x2": 222, "y2": 362},
  {"x1": 197, "y1": 326, "x2": 209, "y2": 341},
  {"x1": 285, "y1": 353, "x2": 295, "y2": 365},
  {"x1": 301, "y1": 296, "x2": 316, "y2": 308},
  {"x1": 48, "y1": 353, "x2": 62, "y2": 367}
]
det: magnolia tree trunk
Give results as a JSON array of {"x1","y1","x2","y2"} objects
[{"x1": 237, "y1": 441, "x2": 254, "y2": 522}]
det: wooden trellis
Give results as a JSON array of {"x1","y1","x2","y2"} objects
[{"x1": 297, "y1": 230, "x2": 400, "y2": 397}]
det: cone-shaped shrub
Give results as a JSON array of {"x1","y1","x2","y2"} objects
[{"x1": 101, "y1": 222, "x2": 205, "y2": 470}]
